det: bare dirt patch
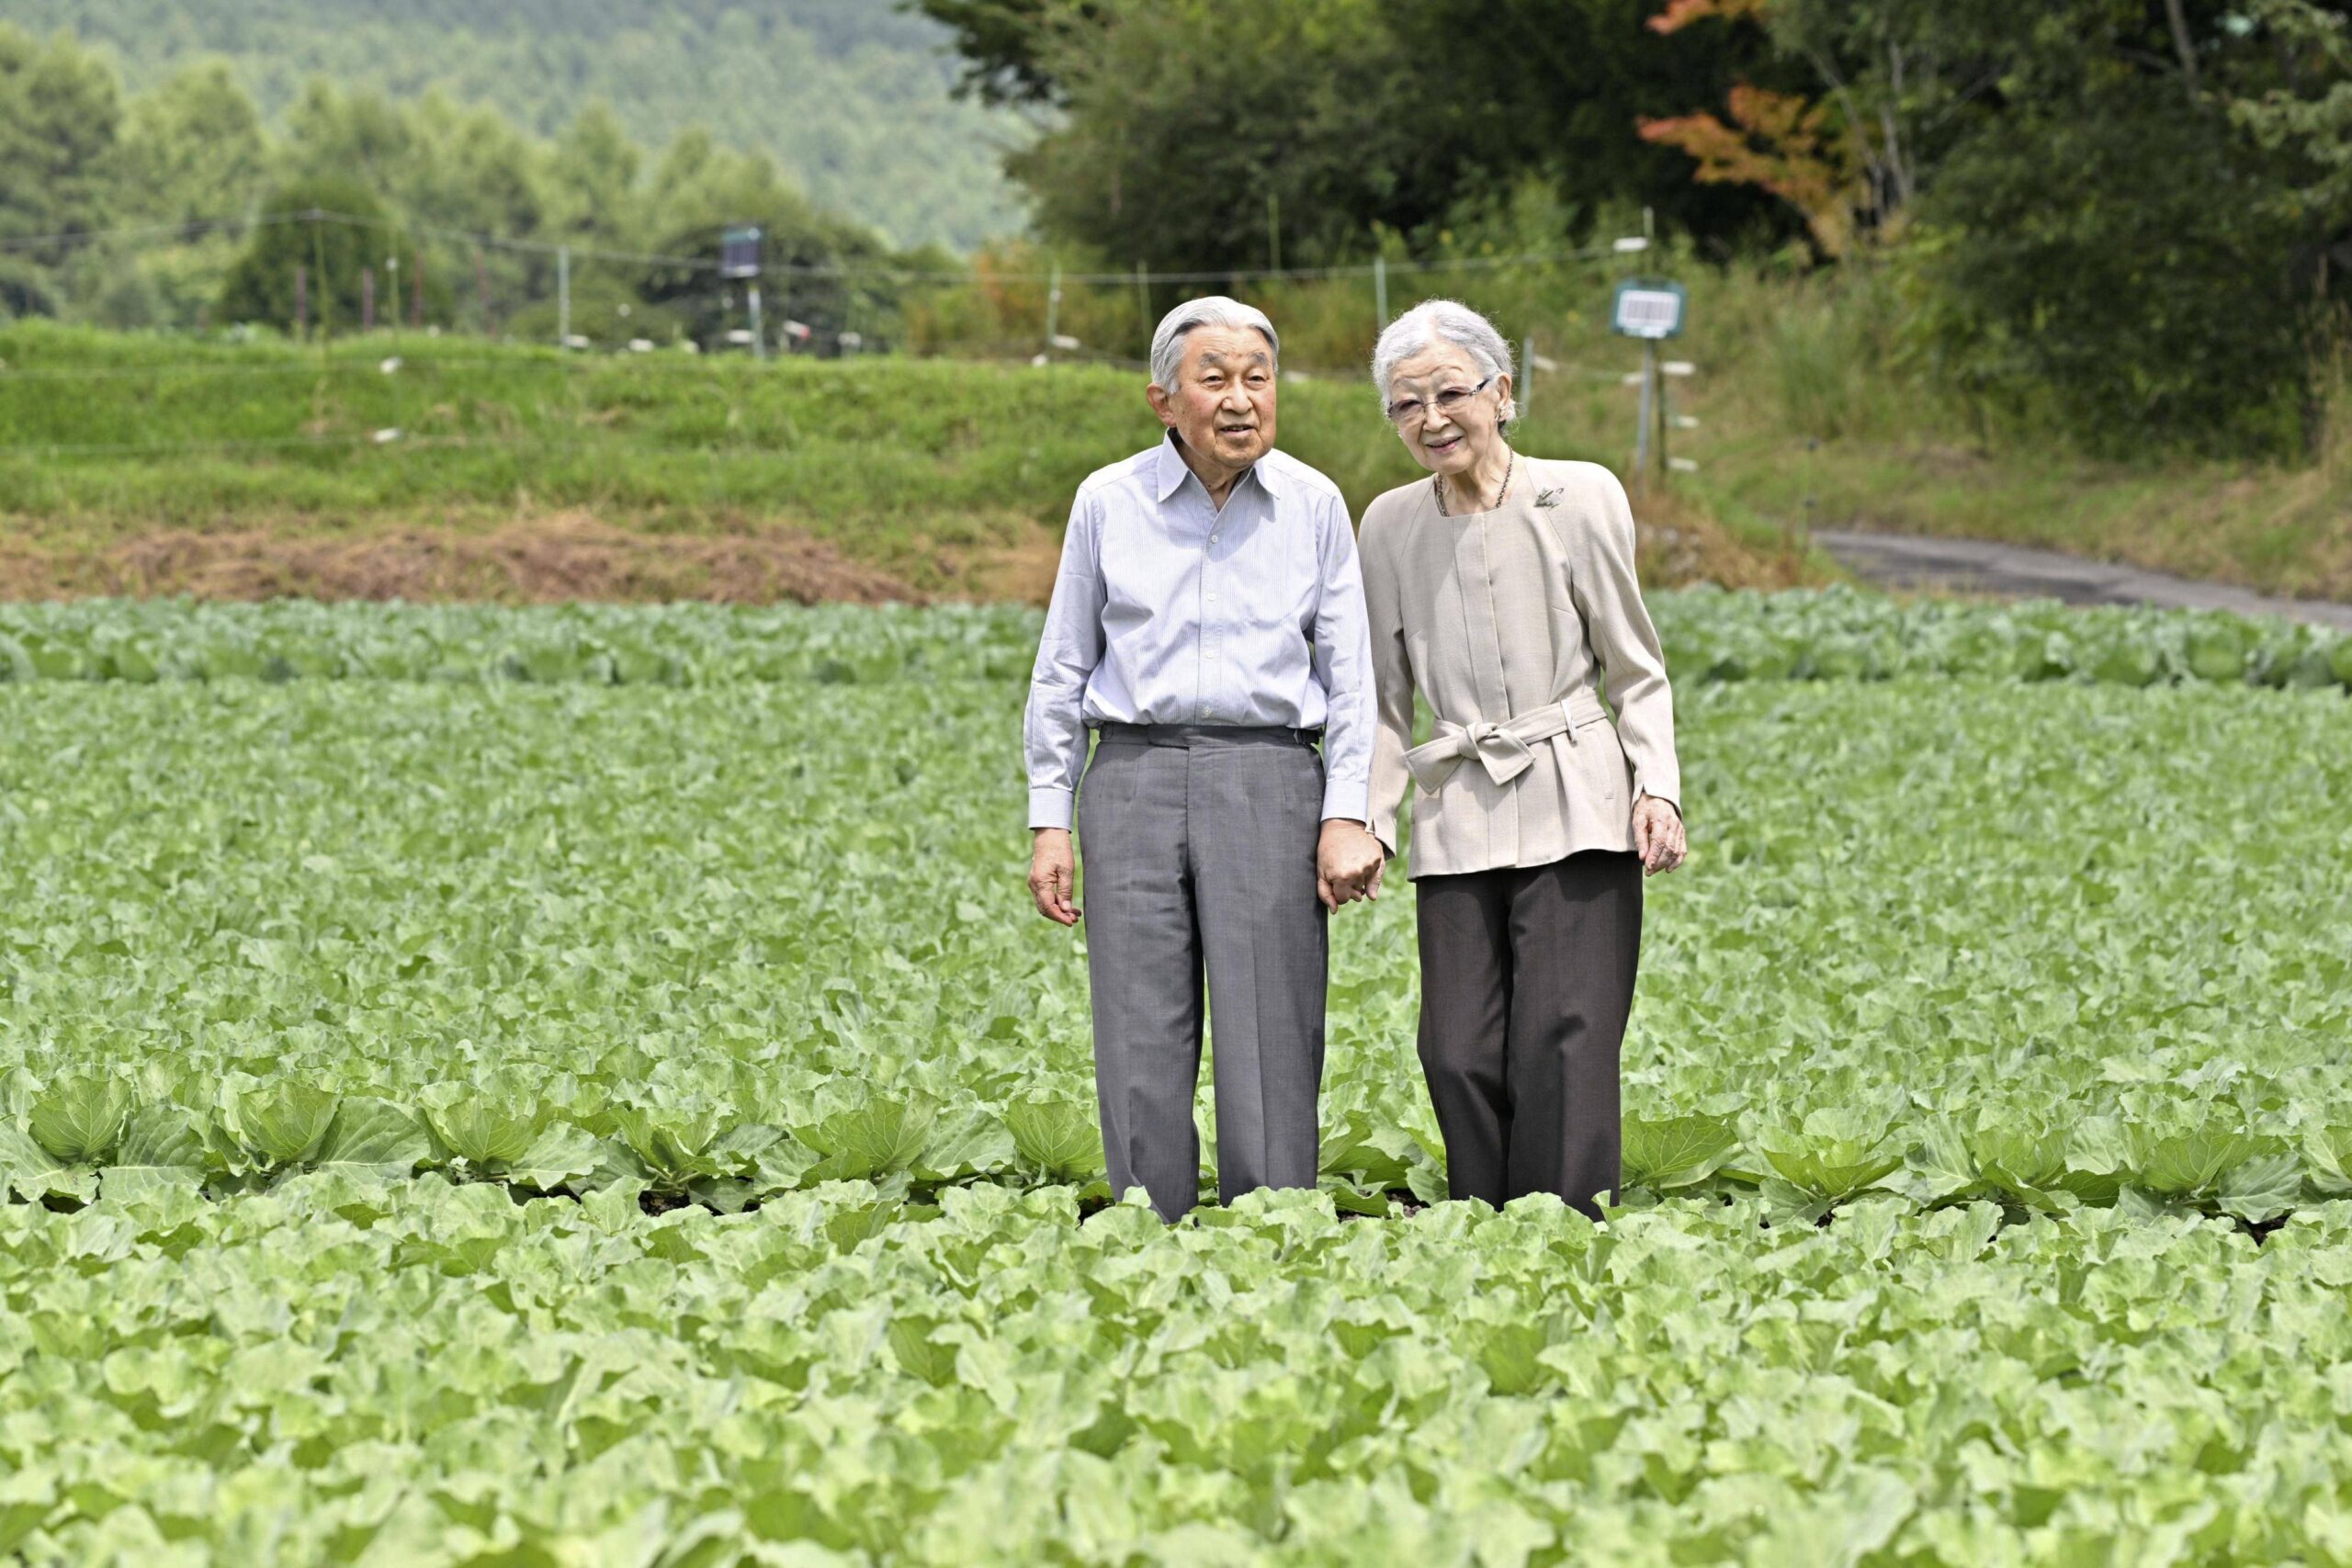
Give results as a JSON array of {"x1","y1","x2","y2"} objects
[
  {"x1": 945, "y1": 522, "x2": 1065, "y2": 606},
  {"x1": 1, "y1": 511, "x2": 922, "y2": 605},
  {"x1": 1634, "y1": 489, "x2": 1826, "y2": 592}
]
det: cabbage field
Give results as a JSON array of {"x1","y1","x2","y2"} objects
[{"x1": 3, "y1": 591, "x2": 2350, "y2": 1565}]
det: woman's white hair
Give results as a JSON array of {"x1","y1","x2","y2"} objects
[
  {"x1": 1372, "y1": 299, "x2": 1518, "y2": 425},
  {"x1": 1148, "y1": 296, "x2": 1280, "y2": 390}
]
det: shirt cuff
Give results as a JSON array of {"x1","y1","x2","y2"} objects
[
  {"x1": 1029, "y1": 786, "x2": 1075, "y2": 830},
  {"x1": 1320, "y1": 777, "x2": 1370, "y2": 825}
]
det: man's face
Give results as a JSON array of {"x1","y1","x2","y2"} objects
[{"x1": 1148, "y1": 326, "x2": 1277, "y2": 472}]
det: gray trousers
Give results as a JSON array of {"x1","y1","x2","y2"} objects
[
  {"x1": 1076, "y1": 723, "x2": 1329, "y2": 1220},
  {"x1": 1415, "y1": 851, "x2": 1644, "y2": 1218}
]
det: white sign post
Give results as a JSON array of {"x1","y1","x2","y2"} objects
[{"x1": 1611, "y1": 279, "x2": 1690, "y2": 488}]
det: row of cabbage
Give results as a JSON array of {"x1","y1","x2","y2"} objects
[
  {"x1": 1, "y1": 587, "x2": 2347, "y2": 688},
  {"x1": 4, "y1": 666, "x2": 2346, "y2": 1235},
  {"x1": 6, "y1": 1070, "x2": 2349, "y2": 1235},
  {"x1": 11, "y1": 1177, "x2": 2352, "y2": 1563}
]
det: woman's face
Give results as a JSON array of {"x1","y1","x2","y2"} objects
[{"x1": 1385, "y1": 340, "x2": 1510, "y2": 479}]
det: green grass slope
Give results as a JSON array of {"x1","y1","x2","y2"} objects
[{"x1": 2, "y1": 321, "x2": 1806, "y2": 595}]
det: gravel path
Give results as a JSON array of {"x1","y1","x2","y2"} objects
[{"x1": 1816, "y1": 529, "x2": 2352, "y2": 632}]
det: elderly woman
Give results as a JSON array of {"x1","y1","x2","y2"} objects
[{"x1": 1356, "y1": 299, "x2": 1686, "y2": 1217}]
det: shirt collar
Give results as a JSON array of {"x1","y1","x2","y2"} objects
[{"x1": 1155, "y1": 431, "x2": 1282, "y2": 503}]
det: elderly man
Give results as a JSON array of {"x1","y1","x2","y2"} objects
[{"x1": 1024, "y1": 297, "x2": 1385, "y2": 1221}]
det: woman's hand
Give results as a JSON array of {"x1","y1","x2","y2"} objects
[
  {"x1": 1028, "y1": 829, "x2": 1081, "y2": 925},
  {"x1": 1633, "y1": 795, "x2": 1685, "y2": 876},
  {"x1": 1317, "y1": 820, "x2": 1385, "y2": 910}
]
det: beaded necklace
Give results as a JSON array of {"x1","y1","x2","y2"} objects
[{"x1": 1435, "y1": 448, "x2": 1514, "y2": 517}]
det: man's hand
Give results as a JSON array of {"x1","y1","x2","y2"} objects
[
  {"x1": 1633, "y1": 795, "x2": 1686, "y2": 876},
  {"x1": 1317, "y1": 820, "x2": 1385, "y2": 911},
  {"x1": 1028, "y1": 828, "x2": 1081, "y2": 925}
]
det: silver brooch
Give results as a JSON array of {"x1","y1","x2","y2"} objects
[{"x1": 1535, "y1": 487, "x2": 1562, "y2": 508}]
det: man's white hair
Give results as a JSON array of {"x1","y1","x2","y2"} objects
[
  {"x1": 1372, "y1": 299, "x2": 1518, "y2": 425},
  {"x1": 1148, "y1": 296, "x2": 1280, "y2": 390}
]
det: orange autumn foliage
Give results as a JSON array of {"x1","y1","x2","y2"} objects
[
  {"x1": 1647, "y1": 0, "x2": 1769, "y2": 34},
  {"x1": 1638, "y1": 84, "x2": 1863, "y2": 255}
]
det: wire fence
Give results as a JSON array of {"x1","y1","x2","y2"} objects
[
  {"x1": 0, "y1": 208, "x2": 1687, "y2": 467},
  {"x1": 0, "y1": 205, "x2": 1624, "y2": 283}
]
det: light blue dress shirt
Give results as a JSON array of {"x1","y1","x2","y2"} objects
[{"x1": 1025, "y1": 434, "x2": 1376, "y2": 830}]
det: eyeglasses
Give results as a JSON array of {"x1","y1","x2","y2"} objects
[{"x1": 1385, "y1": 375, "x2": 1494, "y2": 427}]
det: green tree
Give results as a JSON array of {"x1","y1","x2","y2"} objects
[
  {"x1": 1006, "y1": 0, "x2": 1433, "y2": 273},
  {"x1": 2230, "y1": 0, "x2": 2352, "y2": 300},
  {"x1": 911, "y1": 0, "x2": 1102, "y2": 104},
  {"x1": 0, "y1": 25, "x2": 123, "y2": 316},
  {"x1": 546, "y1": 101, "x2": 644, "y2": 248},
  {"x1": 114, "y1": 60, "x2": 268, "y2": 226},
  {"x1": 1925, "y1": 86, "x2": 2313, "y2": 456},
  {"x1": 635, "y1": 131, "x2": 899, "y2": 350},
  {"x1": 1384, "y1": 0, "x2": 1805, "y2": 254},
  {"x1": 1908, "y1": 1, "x2": 2337, "y2": 455},
  {"x1": 935, "y1": 0, "x2": 1800, "y2": 267},
  {"x1": 215, "y1": 178, "x2": 433, "y2": 334},
  {"x1": 274, "y1": 79, "x2": 419, "y2": 199}
]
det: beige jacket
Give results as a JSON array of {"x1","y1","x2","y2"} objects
[{"x1": 1362, "y1": 456, "x2": 1680, "y2": 879}]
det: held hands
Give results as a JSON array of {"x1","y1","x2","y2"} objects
[
  {"x1": 1032, "y1": 821, "x2": 1386, "y2": 922},
  {"x1": 1317, "y1": 820, "x2": 1385, "y2": 911},
  {"x1": 1633, "y1": 795, "x2": 1687, "y2": 876},
  {"x1": 1028, "y1": 828, "x2": 1080, "y2": 925}
]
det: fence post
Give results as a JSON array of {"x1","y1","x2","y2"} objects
[
  {"x1": 308, "y1": 209, "x2": 329, "y2": 342},
  {"x1": 362, "y1": 265, "x2": 375, "y2": 332},
  {"x1": 558, "y1": 244, "x2": 571, "y2": 346},
  {"x1": 1046, "y1": 261, "x2": 1061, "y2": 358},
  {"x1": 1374, "y1": 254, "x2": 1388, "y2": 333},
  {"x1": 294, "y1": 263, "x2": 307, "y2": 341}
]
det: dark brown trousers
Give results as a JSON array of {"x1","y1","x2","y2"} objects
[{"x1": 1413, "y1": 850, "x2": 1644, "y2": 1217}]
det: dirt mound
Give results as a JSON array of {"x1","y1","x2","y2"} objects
[
  {"x1": 6, "y1": 513, "x2": 922, "y2": 605},
  {"x1": 1632, "y1": 489, "x2": 1824, "y2": 592}
]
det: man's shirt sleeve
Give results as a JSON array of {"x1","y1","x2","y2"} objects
[
  {"x1": 1023, "y1": 489, "x2": 1106, "y2": 829},
  {"x1": 1310, "y1": 491, "x2": 1375, "y2": 825}
]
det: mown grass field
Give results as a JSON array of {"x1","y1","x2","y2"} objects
[
  {"x1": 2, "y1": 594, "x2": 2349, "y2": 1563},
  {"x1": 5, "y1": 321, "x2": 1810, "y2": 602}
]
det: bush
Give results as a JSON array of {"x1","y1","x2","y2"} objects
[{"x1": 1919, "y1": 93, "x2": 2318, "y2": 459}]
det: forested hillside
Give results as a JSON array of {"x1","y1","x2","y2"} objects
[{"x1": 11, "y1": 0, "x2": 1031, "y2": 250}]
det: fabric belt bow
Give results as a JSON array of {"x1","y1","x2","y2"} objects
[{"x1": 1402, "y1": 688, "x2": 1610, "y2": 792}]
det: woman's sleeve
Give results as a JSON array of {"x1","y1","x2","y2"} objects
[
  {"x1": 1363, "y1": 505, "x2": 1417, "y2": 858},
  {"x1": 1566, "y1": 466, "x2": 1682, "y2": 817}
]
